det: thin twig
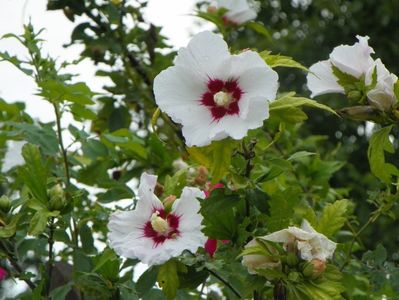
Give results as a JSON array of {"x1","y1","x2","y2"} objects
[
  {"x1": 46, "y1": 217, "x2": 55, "y2": 296},
  {"x1": 53, "y1": 103, "x2": 79, "y2": 250},
  {"x1": 0, "y1": 240, "x2": 36, "y2": 290},
  {"x1": 205, "y1": 267, "x2": 241, "y2": 299}
]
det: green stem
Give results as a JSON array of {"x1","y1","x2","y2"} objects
[
  {"x1": 46, "y1": 217, "x2": 55, "y2": 297},
  {"x1": 340, "y1": 215, "x2": 377, "y2": 271},
  {"x1": 52, "y1": 103, "x2": 78, "y2": 249},
  {"x1": 0, "y1": 240, "x2": 36, "y2": 290},
  {"x1": 205, "y1": 267, "x2": 241, "y2": 299}
]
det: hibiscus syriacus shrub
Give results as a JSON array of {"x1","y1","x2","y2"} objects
[{"x1": 0, "y1": 1, "x2": 399, "y2": 299}]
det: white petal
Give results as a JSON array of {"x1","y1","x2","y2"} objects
[
  {"x1": 261, "y1": 229, "x2": 293, "y2": 243},
  {"x1": 107, "y1": 210, "x2": 148, "y2": 260},
  {"x1": 307, "y1": 60, "x2": 344, "y2": 98},
  {"x1": 231, "y1": 52, "x2": 279, "y2": 102},
  {"x1": 286, "y1": 226, "x2": 315, "y2": 241},
  {"x1": 172, "y1": 187, "x2": 205, "y2": 232},
  {"x1": 366, "y1": 59, "x2": 397, "y2": 111},
  {"x1": 216, "y1": 0, "x2": 259, "y2": 24},
  {"x1": 174, "y1": 31, "x2": 230, "y2": 80},
  {"x1": 297, "y1": 241, "x2": 314, "y2": 261},
  {"x1": 154, "y1": 66, "x2": 208, "y2": 125},
  {"x1": 137, "y1": 173, "x2": 163, "y2": 216},
  {"x1": 181, "y1": 118, "x2": 222, "y2": 147},
  {"x1": 301, "y1": 219, "x2": 318, "y2": 234},
  {"x1": 210, "y1": 97, "x2": 269, "y2": 141},
  {"x1": 329, "y1": 35, "x2": 374, "y2": 78}
]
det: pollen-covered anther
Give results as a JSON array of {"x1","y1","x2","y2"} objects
[
  {"x1": 150, "y1": 212, "x2": 170, "y2": 234},
  {"x1": 213, "y1": 91, "x2": 232, "y2": 107}
]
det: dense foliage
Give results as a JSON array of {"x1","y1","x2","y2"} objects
[{"x1": 0, "y1": 0, "x2": 398, "y2": 299}]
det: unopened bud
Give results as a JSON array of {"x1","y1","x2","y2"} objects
[
  {"x1": 310, "y1": 259, "x2": 326, "y2": 278},
  {"x1": 111, "y1": 0, "x2": 122, "y2": 5},
  {"x1": 286, "y1": 253, "x2": 299, "y2": 267},
  {"x1": 48, "y1": 185, "x2": 66, "y2": 211},
  {"x1": 0, "y1": 196, "x2": 11, "y2": 213},
  {"x1": 302, "y1": 262, "x2": 314, "y2": 278},
  {"x1": 347, "y1": 90, "x2": 362, "y2": 102},
  {"x1": 207, "y1": 6, "x2": 217, "y2": 13},
  {"x1": 198, "y1": 166, "x2": 208, "y2": 177},
  {"x1": 163, "y1": 195, "x2": 177, "y2": 209}
]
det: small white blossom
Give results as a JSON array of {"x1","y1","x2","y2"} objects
[
  {"x1": 365, "y1": 59, "x2": 398, "y2": 111},
  {"x1": 107, "y1": 173, "x2": 206, "y2": 266},
  {"x1": 260, "y1": 220, "x2": 336, "y2": 262},
  {"x1": 242, "y1": 239, "x2": 281, "y2": 274},
  {"x1": 214, "y1": 0, "x2": 260, "y2": 25},
  {"x1": 154, "y1": 31, "x2": 278, "y2": 147},
  {"x1": 307, "y1": 36, "x2": 374, "y2": 98}
]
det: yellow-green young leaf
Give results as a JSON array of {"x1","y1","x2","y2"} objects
[
  {"x1": 316, "y1": 200, "x2": 351, "y2": 237},
  {"x1": 270, "y1": 92, "x2": 338, "y2": 116},
  {"x1": 246, "y1": 22, "x2": 271, "y2": 39},
  {"x1": 28, "y1": 210, "x2": 50, "y2": 236},
  {"x1": 157, "y1": 260, "x2": 180, "y2": 300},
  {"x1": 367, "y1": 125, "x2": 399, "y2": 183},
  {"x1": 0, "y1": 215, "x2": 21, "y2": 238},
  {"x1": 260, "y1": 51, "x2": 308, "y2": 72},
  {"x1": 187, "y1": 139, "x2": 237, "y2": 184}
]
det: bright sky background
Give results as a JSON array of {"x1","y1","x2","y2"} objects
[{"x1": 0, "y1": 0, "x2": 210, "y2": 297}]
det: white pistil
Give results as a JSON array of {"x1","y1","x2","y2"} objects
[
  {"x1": 150, "y1": 212, "x2": 169, "y2": 234},
  {"x1": 213, "y1": 91, "x2": 232, "y2": 107}
]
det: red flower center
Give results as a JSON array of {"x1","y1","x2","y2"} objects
[
  {"x1": 143, "y1": 209, "x2": 180, "y2": 247},
  {"x1": 200, "y1": 79, "x2": 243, "y2": 121}
]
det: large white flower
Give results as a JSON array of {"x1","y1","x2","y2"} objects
[
  {"x1": 154, "y1": 31, "x2": 278, "y2": 147},
  {"x1": 307, "y1": 36, "x2": 375, "y2": 98},
  {"x1": 260, "y1": 220, "x2": 336, "y2": 262},
  {"x1": 107, "y1": 173, "x2": 206, "y2": 266},
  {"x1": 365, "y1": 59, "x2": 398, "y2": 111},
  {"x1": 214, "y1": 0, "x2": 260, "y2": 25}
]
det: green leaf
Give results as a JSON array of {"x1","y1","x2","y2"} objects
[
  {"x1": 270, "y1": 92, "x2": 338, "y2": 116},
  {"x1": 331, "y1": 65, "x2": 360, "y2": 94},
  {"x1": 18, "y1": 144, "x2": 49, "y2": 204},
  {"x1": 200, "y1": 188, "x2": 244, "y2": 240},
  {"x1": 362, "y1": 244, "x2": 387, "y2": 267},
  {"x1": 246, "y1": 22, "x2": 271, "y2": 39},
  {"x1": 316, "y1": 199, "x2": 351, "y2": 237},
  {"x1": 6, "y1": 122, "x2": 59, "y2": 155},
  {"x1": 28, "y1": 210, "x2": 51, "y2": 236},
  {"x1": 266, "y1": 188, "x2": 301, "y2": 231},
  {"x1": 288, "y1": 151, "x2": 316, "y2": 161},
  {"x1": 49, "y1": 283, "x2": 73, "y2": 300},
  {"x1": 367, "y1": 125, "x2": 399, "y2": 183},
  {"x1": 136, "y1": 266, "x2": 159, "y2": 298},
  {"x1": 157, "y1": 260, "x2": 180, "y2": 300},
  {"x1": 0, "y1": 214, "x2": 21, "y2": 238},
  {"x1": 39, "y1": 80, "x2": 94, "y2": 105},
  {"x1": 260, "y1": 51, "x2": 308, "y2": 71}
]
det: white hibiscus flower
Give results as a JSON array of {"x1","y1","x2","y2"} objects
[
  {"x1": 365, "y1": 59, "x2": 398, "y2": 111},
  {"x1": 260, "y1": 220, "x2": 336, "y2": 262},
  {"x1": 307, "y1": 35, "x2": 375, "y2": 98},
  {"x1": 153, "y1": 31, "x2": 278, "y2": 147},
  {"x1": 107, "y1": 173, "x2": 206, "y2": 266},
  {"x1": 213, "y1": 0, "x2": 260, "y2": 25}
]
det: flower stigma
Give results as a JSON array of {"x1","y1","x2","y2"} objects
[
  {"x1": 213, "y1": 91, "x2": 232, "y2": 107},
  {"x1": 150, "y1": 211, "x2": 170, "y2": 234}
]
